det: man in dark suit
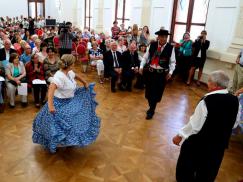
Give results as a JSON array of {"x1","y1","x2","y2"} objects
[
  {"x1": 103, "y1": 41, "x2": 122, "y2": 92},
  {"x1": 173, "y1": 70, "x2": 240, "y2": 182},
  {"x1": 0, "y1": 39, "x2": 16, "y2": 62},
  {"x1": 187, "y1": 30, "x2": 210, "y2": 86},
  {"x1": 139, "y1": 29, "x2": 176, "y2": 119},
  {"x1": 121, "y1": 43, "x2": 140, "y2": 91}
]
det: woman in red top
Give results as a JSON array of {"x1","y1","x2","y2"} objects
[
  {"x1": 25, "y1": 54, "x2": 47, "y2": 108},
  {"x1": 111, "y1": 21, "x2": 120, "y2": 40}
]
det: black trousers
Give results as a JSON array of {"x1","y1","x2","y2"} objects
[
  {"x1": 121, "y1": 70, "x2": 135, "y2": 89},
  {"x1": 33, "y1": 84, "x2": 47, "y2": 104},
  {"x1": 176, "y1": 139, "x2": 225, "y2": 182},
  {"x1": 110, "y1": 70, "x2": 119, "y2": 89},
  {"x1": 145, "y1": 70, "x2": 167, "y2": 113},
  {"x1": 134, "y1": 73, "x2": 144, "y2": 89},
  {"x1": 59, "y1": 48, "x2": 72, "y2": 58},
  {"x1": 177, "y1": 55, "x2": 192, "y2": 81}
]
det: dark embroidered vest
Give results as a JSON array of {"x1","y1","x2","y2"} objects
[{"x1": 148, "y1": 42, "x2": 173, "y2": 69}]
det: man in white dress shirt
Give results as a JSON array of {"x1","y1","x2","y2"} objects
[
  {"x1": 139, "y1": 29, "x2": 176, "y2": 119},
  {"x1": 173, "y1": 70, "x2": 240, "y2": 182}
]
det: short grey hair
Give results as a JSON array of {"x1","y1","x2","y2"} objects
[{"x1": 209, "y1": 70, "x2": 230, "y2": 88}]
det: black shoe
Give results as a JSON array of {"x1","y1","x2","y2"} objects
[
  {"x1": 0, "y1": 103, "x2": 4, "y2": 113},
  {"x1": 41, "y1": 100, "x2": 47, "y2": 105},
  {"x1": 118, "y1": 84, "x2": 126, "y2": 91},
  {"x1": 146, "y1": 113, "x2": 154, "y2": 120},
  {"x1": 111, "y1": 88, "x2": 116, "y2": 93},
  {"x1": 21, "y1": 102, "x2": 28, "y2": 107},
  {"x1": 35, "y1": 103, "x2": 40, "y2": 108},
  {"x1": 9, "y1": 104, "x2": 15, "y2": 108},
  {"x1": 126, "y1": 87, "x2": 132, "y2": 92}
]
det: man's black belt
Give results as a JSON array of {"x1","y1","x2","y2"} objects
[{"x1": 148, "y1": 67, "x2": 169, "y2": 73}]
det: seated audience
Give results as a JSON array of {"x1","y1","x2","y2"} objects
[
  {"x1": 134, "y1": 43, "x2": 147, "y2": 89},
  {"x1": 25, "y1": 54, "x2": 47, "y2": 108},
  {"x1": 37, "y1": 42, "x2": 48, "y2": 63},
  {"x1": 0, "y1": 39, "x2": 16, "y2": 63},
  {"x1": 103, "y1": 41, "x2": 122, "y2": 92},
  {"x1": 20, "y1": 44, "x2": 32, "y2": 64},
  {"x1": 121, "y1": 43, "x2": 140, "y2": 91},
  {"x1": 43, "y1": 47, "x2": 60, "y2": 83},
  {"x1": 32, "y1": 38, "x2": 41, "y2": 54},
  {"x1": 0, "y1": 62, "x2": 5, "y2": 113},
  {"x1": 117, "y1": 37, "x2": 127, "y2": 54},
  {"x1": 139, "y1": 26, "x2": 150, "y2": 46},
  {"x1": 111, "y1": 21, "x2": 120, "y2": 40},
  {"x1": 231, "y1": 48, "x2": 243, "y2": 93},
  {"x1": 89, "y1": 41, "x2": 104, "y2": 83},
  {"x1": 6, "y1": 53, "x2": 27, "y2": 107}
]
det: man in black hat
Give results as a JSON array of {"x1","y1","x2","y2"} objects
[{"x1": 139, "y1": 29, "x2": 176, "y2": 119}]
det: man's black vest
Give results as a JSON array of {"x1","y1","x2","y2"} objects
[
  {"x1": 148, "y1": 41, "x2": 173, "y2": 69},
  {"x1": 189, "y1": 93, "x2": 239, "y2": 149}
]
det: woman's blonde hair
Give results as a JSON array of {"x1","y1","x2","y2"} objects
[{"x1": 58, "y1": 54, "x2": 75, "y2": 70}]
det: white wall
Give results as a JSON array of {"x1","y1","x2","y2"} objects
[
  {"x1": 150, "y1": 0, "x2": 173, "y2": 38},
  {"x1": 0, "y1": 0, "x2": 28, "y2": 18},
  {"x1": 45, "y1": 0, "x2": 59, "y2": 22},
  {"x1": 103, "y1": 0, "x2": 115, "y2": 34},
  {"x1": 206, "y1": 0, "x2": 240, "y2": 50}
]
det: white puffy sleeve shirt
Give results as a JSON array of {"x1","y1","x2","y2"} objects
[
  {"x1": 52, "y1": 70, "x2": 77, "y2": 98},
  {"x1": 178, "y1": 89, "x2": 241, "y2": 142}
]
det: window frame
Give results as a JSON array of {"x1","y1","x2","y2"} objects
[
  {"x1": 114, "y1": 0, "x2": 129, "y2": 24},
  {"x1": 84, "y1": 0, "x2": 92, "y2": 30},
  {"x1": 27, "y1": 0, "x2": 45, "y2": 19},
  {"x1": 170, "y1": 0, "x2": 210, "y2": 42}
]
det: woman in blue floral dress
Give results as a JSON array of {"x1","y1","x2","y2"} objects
[{"x1": 32, "y1": 54, "x2": 100, "y2": 153}]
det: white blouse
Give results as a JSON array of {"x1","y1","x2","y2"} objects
[{"x1": 52, "y1": 70, "x2": 77, "y2": 98}]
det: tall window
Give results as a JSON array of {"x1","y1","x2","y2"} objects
[
  {"x1": 28, "y1": 0, "x2": 45, "y2": 18},
  {"x1": 84, "y1": 0, "x2": 92, "y2": 30},
  {"x1": 114, "y1": 0, "x2": 130, "y2": 26},
  {"x1": 170, "y1": 0, "x2": 210, "y2": 42}
]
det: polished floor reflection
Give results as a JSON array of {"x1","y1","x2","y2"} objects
[{"x1": 0, "y1": 65, "x2": 242, "y2": 182}]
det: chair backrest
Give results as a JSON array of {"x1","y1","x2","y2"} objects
[
  {"x1": 72, "y1": 42, "x2": 77, "y2": 51},
  {"x1": 79, "y1": 41, "x2": 87, "y2": 48},
  {"x1": 13, "y1": 43, "x2": 22, "y2": 56},
  {"x1": 53, "y1": 36, "x2": 59, "y2": 48},
  {"x1": 76, "y1": 44, "x2": 86, "y2": 55}
]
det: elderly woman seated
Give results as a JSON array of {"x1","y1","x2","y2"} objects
[
  {"x1": 43, "y1": 47, "x2": 60, "y2": 84},
  {"x1": 6, "y1": 53, "x2": 27, "y2": 108},
  {"x1": 25, "y1": 54, "x2": 47, "y2": 108},
  {"x1": 88, "y1": 41, "x2": 104, "y2": 83}
]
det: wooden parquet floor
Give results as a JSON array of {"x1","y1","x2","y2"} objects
[{"x1": 0, "y1": 63, "x2": 243, "y2": 182}]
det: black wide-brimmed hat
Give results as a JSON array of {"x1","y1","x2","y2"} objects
[{"x1": 155, "y1": 29, "x2": 171, "y2": 36}]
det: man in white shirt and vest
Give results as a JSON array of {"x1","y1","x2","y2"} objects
[
  {"x1": 173, "y1": 70, "x2": 240, "y2": 182},
  {"x1": 140, "y1": 29, "x2": 176, "y2": 119}
]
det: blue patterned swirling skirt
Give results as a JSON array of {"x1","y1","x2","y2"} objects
[
  {"x1": 240, "y1": 94, "x2": 243, "y2": 122},
  {"x1": 232, "y1": 94, "x2": 243, "y2": 135},
  {"x1": 32, "y1": 83, "x2": 101, "y2": 153}
]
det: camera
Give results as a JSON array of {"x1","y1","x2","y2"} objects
[
  {"x1": 199, "y1": 36, "x2": 203, "y2": 39},
  {"x1": 58, "y1": 21, "x2": 71, "y2": 34}
]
